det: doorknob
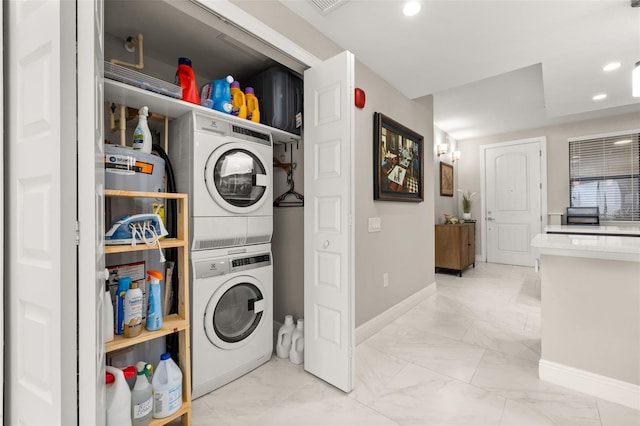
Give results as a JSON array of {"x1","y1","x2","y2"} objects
[{"x1": 323, "y1": 240, "x2": 330, "y2": 248}]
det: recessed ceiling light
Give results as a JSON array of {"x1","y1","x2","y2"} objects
[
  {"x1": 592, "y1": 94, "x2": 607, "y2": 101},
  {"x1": 403, "y1": 1, "x2": 421, "y2": 16},
  {"x1": 603, "y1": 62, "x2": 621, "y2": 72}
]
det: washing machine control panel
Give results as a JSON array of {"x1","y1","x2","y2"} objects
[
  {"x1": 195, "y1": 259, "x2": 230, "y2": 279},
  {"x1": 230, "y1": 253, "x2": 271, "y2": 273}
]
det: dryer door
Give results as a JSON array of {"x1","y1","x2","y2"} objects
[
  {"x1": 204, "y1": 275, "x2": 267, "y2": 350},
  {"x1": 204, "y1": 142, "x2": 270, "y2": 214}
]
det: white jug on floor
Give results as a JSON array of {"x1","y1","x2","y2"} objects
[
  {"x1": 289, "y1": 319, "x2": 304, "y2": 365},
  {"x1": 275, "y1": 314, "x2": 295, "y2": 358}
]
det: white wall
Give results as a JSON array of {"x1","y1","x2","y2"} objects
[{"x1": 458, "y1": 112, "x2": 640, "y2": 256}]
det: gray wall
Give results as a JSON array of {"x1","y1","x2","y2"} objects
[
  {"x1": 433, "y1": 126, "x2": 459, "y2": 224},
  {"x1": 236, "y1": 1, "x2": 436, "y2": 327},
  {"x1": 457, "y1": 112, "x2": 640, "y2": 258}
]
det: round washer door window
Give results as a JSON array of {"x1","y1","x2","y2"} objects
[
  {"x1": 204, "y1": 143, "x2": 270, "y2": 214},
  {"x1": 204, "y1": 277, "x2": 266, "y2": 350}
]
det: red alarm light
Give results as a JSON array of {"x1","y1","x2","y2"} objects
[{"x1": 355, "y1": 88, "x2": 366, "y2": 108}]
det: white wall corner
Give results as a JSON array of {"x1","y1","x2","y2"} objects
[
  {"x1": 355, "y1": 282, "x2": 437, "y2": 346},
  {"x1": 539, "y1": 359, "x2": 640, "y2": 411}
]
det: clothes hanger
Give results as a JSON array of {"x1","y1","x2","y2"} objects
[{"x1": 273, "y1": 145, "x2": 304, "y2": 207}]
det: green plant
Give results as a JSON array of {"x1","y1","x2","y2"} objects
[{"x1": 457, "y1": 189, "x2": 477, "y2": 214}]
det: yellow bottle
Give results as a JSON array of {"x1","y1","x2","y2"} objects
[
  {"x1": 245, "y1": 87, "x2": 260, "y2": 123},
  {"x1": 230, "y1": 81, "x2": 247, "y2": 119}
]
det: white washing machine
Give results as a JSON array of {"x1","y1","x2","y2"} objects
[
  {"x1": 169, "y1": 111, "x2": 273, "y2": 250},
  {"x1": 190, "y1": 243, "x2": 273, "y2": 399}
]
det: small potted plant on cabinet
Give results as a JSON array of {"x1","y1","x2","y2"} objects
[{"x1": 457, "y1": 189, "x2": 476, "y2": 220}]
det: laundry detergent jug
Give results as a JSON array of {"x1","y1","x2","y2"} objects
[
  {"x1": 106, "y1": 366, "x2": 132, "y2": 426},
  {"x1": 275, "y1": 315, "x2": 295, "y2": 359}
]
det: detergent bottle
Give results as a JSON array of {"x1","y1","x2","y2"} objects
[
  {"x1": 200, "y1": 75, "x2": 234, "y2": 113},
  {"x1": 115, "y1": 277, "x2": 132, "y2": 335},
  {"x1": 145, "y1": 270, "x2": 163, "y2": 332},
  {"x1": 152, "y1": 352, "x2": 183, "y2": 418},
  {"x1": 245, "y1": 87, "x2": 260, "y2": 123},
  {"x1": 124, "y1": 281, "x2": 143, "y2": 338},
  {"x1": 132, "y1": 106, "x2": 152, "y2": 153},
  {"x1": 275, "y1": 315, "x2": 295, "y2": 358},
  {"x1": 230, "y1": 81, "x2": 248, "y2": 119},
  {"x1": 289, "y1": 318, "x2": 305, "y2": 365},
  {"x1": 175, "y1": 57, "x2": 200, "y2": 105},
  {"x1": 131, "y1": 369, "x2": 153, "y2": 426},
  {"x1": 106, "y1": 366, "x2": 132, "y2": 426}
]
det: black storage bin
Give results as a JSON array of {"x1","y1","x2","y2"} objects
[{"x1": 246, "y1": 66, "x2": 303, "y2": 135}]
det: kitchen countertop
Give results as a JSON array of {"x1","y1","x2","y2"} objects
[
  {"x1": 531, "y1": 233, "x2": 640, "y2": 262},
  {"x1": 545, "y1": 224, "x2": 640, "y2": 236}
]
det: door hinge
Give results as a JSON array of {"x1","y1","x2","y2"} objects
[
  {"x1": 540, "y1": 182, "x2": 542, "y2": 189},
  {"x1": 539, "y1": 150, "x2": 542, "y2": 157},
  {"x1": 75, "y1": 221, "x2": 80, "y2": 246}
]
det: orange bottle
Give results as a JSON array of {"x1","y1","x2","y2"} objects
[
  {"x1": 245, "y1": 87, "x2": 260, "y2": 123},
  {"x1": 230, "y1": 81, "x2": 248, "y2": 119},
  {"x1": 175, "y1": 57, "x2": 199, "y2": 105}
]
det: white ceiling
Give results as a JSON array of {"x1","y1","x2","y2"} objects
[{"x1": 280, "y1": 0, "x2": 640, "y2": 140}]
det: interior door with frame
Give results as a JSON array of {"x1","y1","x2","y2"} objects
[
  {"x1": 303, "y1": 50, "x2": 355, "y2": 393},
  {"x1": 6, "y1": 1, "x2": 78, "y2": 423},
  {"x1": 483, "y1": 138, "x2": 545, "y2": 267},
  {"x1": 78, "y1": 0, "x2": 106, "y2": 423}
]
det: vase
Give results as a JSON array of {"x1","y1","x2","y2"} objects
[{"x1": 462, "y1": 212, "x2": 471, "y2": 220}]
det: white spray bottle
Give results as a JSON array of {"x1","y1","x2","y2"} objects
[{"x1": 132, "y1": 106, "x2": 152, "y2": 153}]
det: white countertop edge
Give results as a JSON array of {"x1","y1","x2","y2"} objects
[
  {"x1": 531, "y1": 234, "x2": 640, "y2": 263},
  {"x1": 545, "y1": 225, "x2": 640, "y2": 236}
]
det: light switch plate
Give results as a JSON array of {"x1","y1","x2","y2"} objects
[{"x1": 368, "y1": 217, "x2": 381, "y2": 232}]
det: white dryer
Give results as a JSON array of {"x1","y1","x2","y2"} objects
[
  {"x1": 170, "y1": 111, "x2": 273, "y2": 250},
  {"x1": 190, "y1": 244, "x2": 273, "y2": 399}
]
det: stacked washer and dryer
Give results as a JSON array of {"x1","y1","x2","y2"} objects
[{"x1": 169, "y1": 112, "x2": 274, "y2": 400}]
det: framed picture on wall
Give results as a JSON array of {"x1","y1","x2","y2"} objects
[
  {"x1": 439, "y1": 162, "x2": 454, "y2": 196},
  {"x1": 373, "y1": 112, "x2": 424, "y2": 202}
]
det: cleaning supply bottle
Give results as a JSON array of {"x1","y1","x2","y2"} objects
[
  {"x1": 131, "y1": 369, "x2": 153, "y2": 426},
  {"x1": 106, "y1": 365, "x2": 132, "y2": 426},
  {"x1": 152, "y1": 352, "x2": 183, "y2": 418},
  {"x1": 275, "y1": 315, "x2": 295, "y2": 359},
  {"x1": 104, "y1": 289, "x2": 114, "y2": 342},
  {"x1": 212, "y1": 75, "x2": 234, "y2": 114},
  {"x1": 115, "y1": 277, "x2": 131, "y2": 335},
  {"x1": 145, "y1": 270, "x2": 163, "y2": 332},
  {"x1": 175, "y1": 57, "x2": 199, "y2": 105},
  {"x1": 230, "y1": 81, "x2": 247, "y2": 119},
  {"x1": 132, "y1": 106, "x2": 152, "y2": 153},
  {"x1": 124, "y1": 281, "x2": 143, "y2": 338},
  {"x1": 289, "y1": 318, "x2": 304, "y2": 365},
  {"x1": 245, "y1": 86, "x2": 260, "y2": 123},
  {"x1": 136, "y1": 361, "x2": 154, "y2": 383}
]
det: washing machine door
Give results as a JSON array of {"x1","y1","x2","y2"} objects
[
  {"x1": 204, "y1": 142, "x2": 270, "y2": 214},
  {"x1": 204, "y1": 275, "x2": 267, "y2": 350}
]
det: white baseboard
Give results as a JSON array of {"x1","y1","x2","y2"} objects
[
  {"x1": 539, "y1": 359, "x2": 640, "y2": 410},
  {"x1": 355, "y1": 282, "x2": 437, "y2": 346}
]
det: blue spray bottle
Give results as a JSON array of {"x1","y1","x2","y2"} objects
[{"x1": 145, "y1": 270, "x2": 163, "y2": 331}]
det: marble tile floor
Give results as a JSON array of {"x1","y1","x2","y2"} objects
[{"x1": 190, "y1": 262, "x2": 640, "y2": 425}]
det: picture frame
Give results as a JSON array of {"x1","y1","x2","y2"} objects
[
  {"x1": 439, "y1": 162, "x2": 454, "y2": 197},
  {"x1": 373, "y1": 112, "x2": 424, "y2": 202}
]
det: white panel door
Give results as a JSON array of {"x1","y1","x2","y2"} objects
[
  {"x1": 484, "y1": 140, "x2": 542, "y2": 267},
  {"x1": 78, "y1": 0, "x2": 106, "y2": 424},
  {"x1": 304, "y1": 51, "x2": 355, "y2": 392},
  {"x1": 6, "y1": 1, "x2": 78, "y2": 424},
  {"x1": 0, "y1": 2, "x2": 4, "y2": 423}
]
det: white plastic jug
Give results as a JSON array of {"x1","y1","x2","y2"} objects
[
  {"x1": 106, "y1": 365, "x2": 132, "y2": 426},
  {"x1": 289, "y1": 319, "x2": 304, "y2": 365},
  {"x1": 275, "y1": 315, "x2": 295, "y2": 358},
  {"x1": 131, "y1": 370, "x2": 153, "y2": 426},
  {"x1": 152, "y1": 352, "x2": 183, "y2": 418}
]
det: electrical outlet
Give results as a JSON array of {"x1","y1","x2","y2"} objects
[{"x1": 383, "y1": 272, "x2": 389, "y2": 287}]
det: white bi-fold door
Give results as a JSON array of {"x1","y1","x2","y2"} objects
[{"x1": 304, "y1": 51, "x2": 356, "y2": 393}]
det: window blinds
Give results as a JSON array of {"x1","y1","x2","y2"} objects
[{"x1": 569, "y1": 132, "x2": 640, "y2": 221}]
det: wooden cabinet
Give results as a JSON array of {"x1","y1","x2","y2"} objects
[
  {"x1": 105, "y1": 190, "x2": 192, "y2": 426},
  {"x1": 435, "y1": 222, "x2": 475, "y2": 277}
]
